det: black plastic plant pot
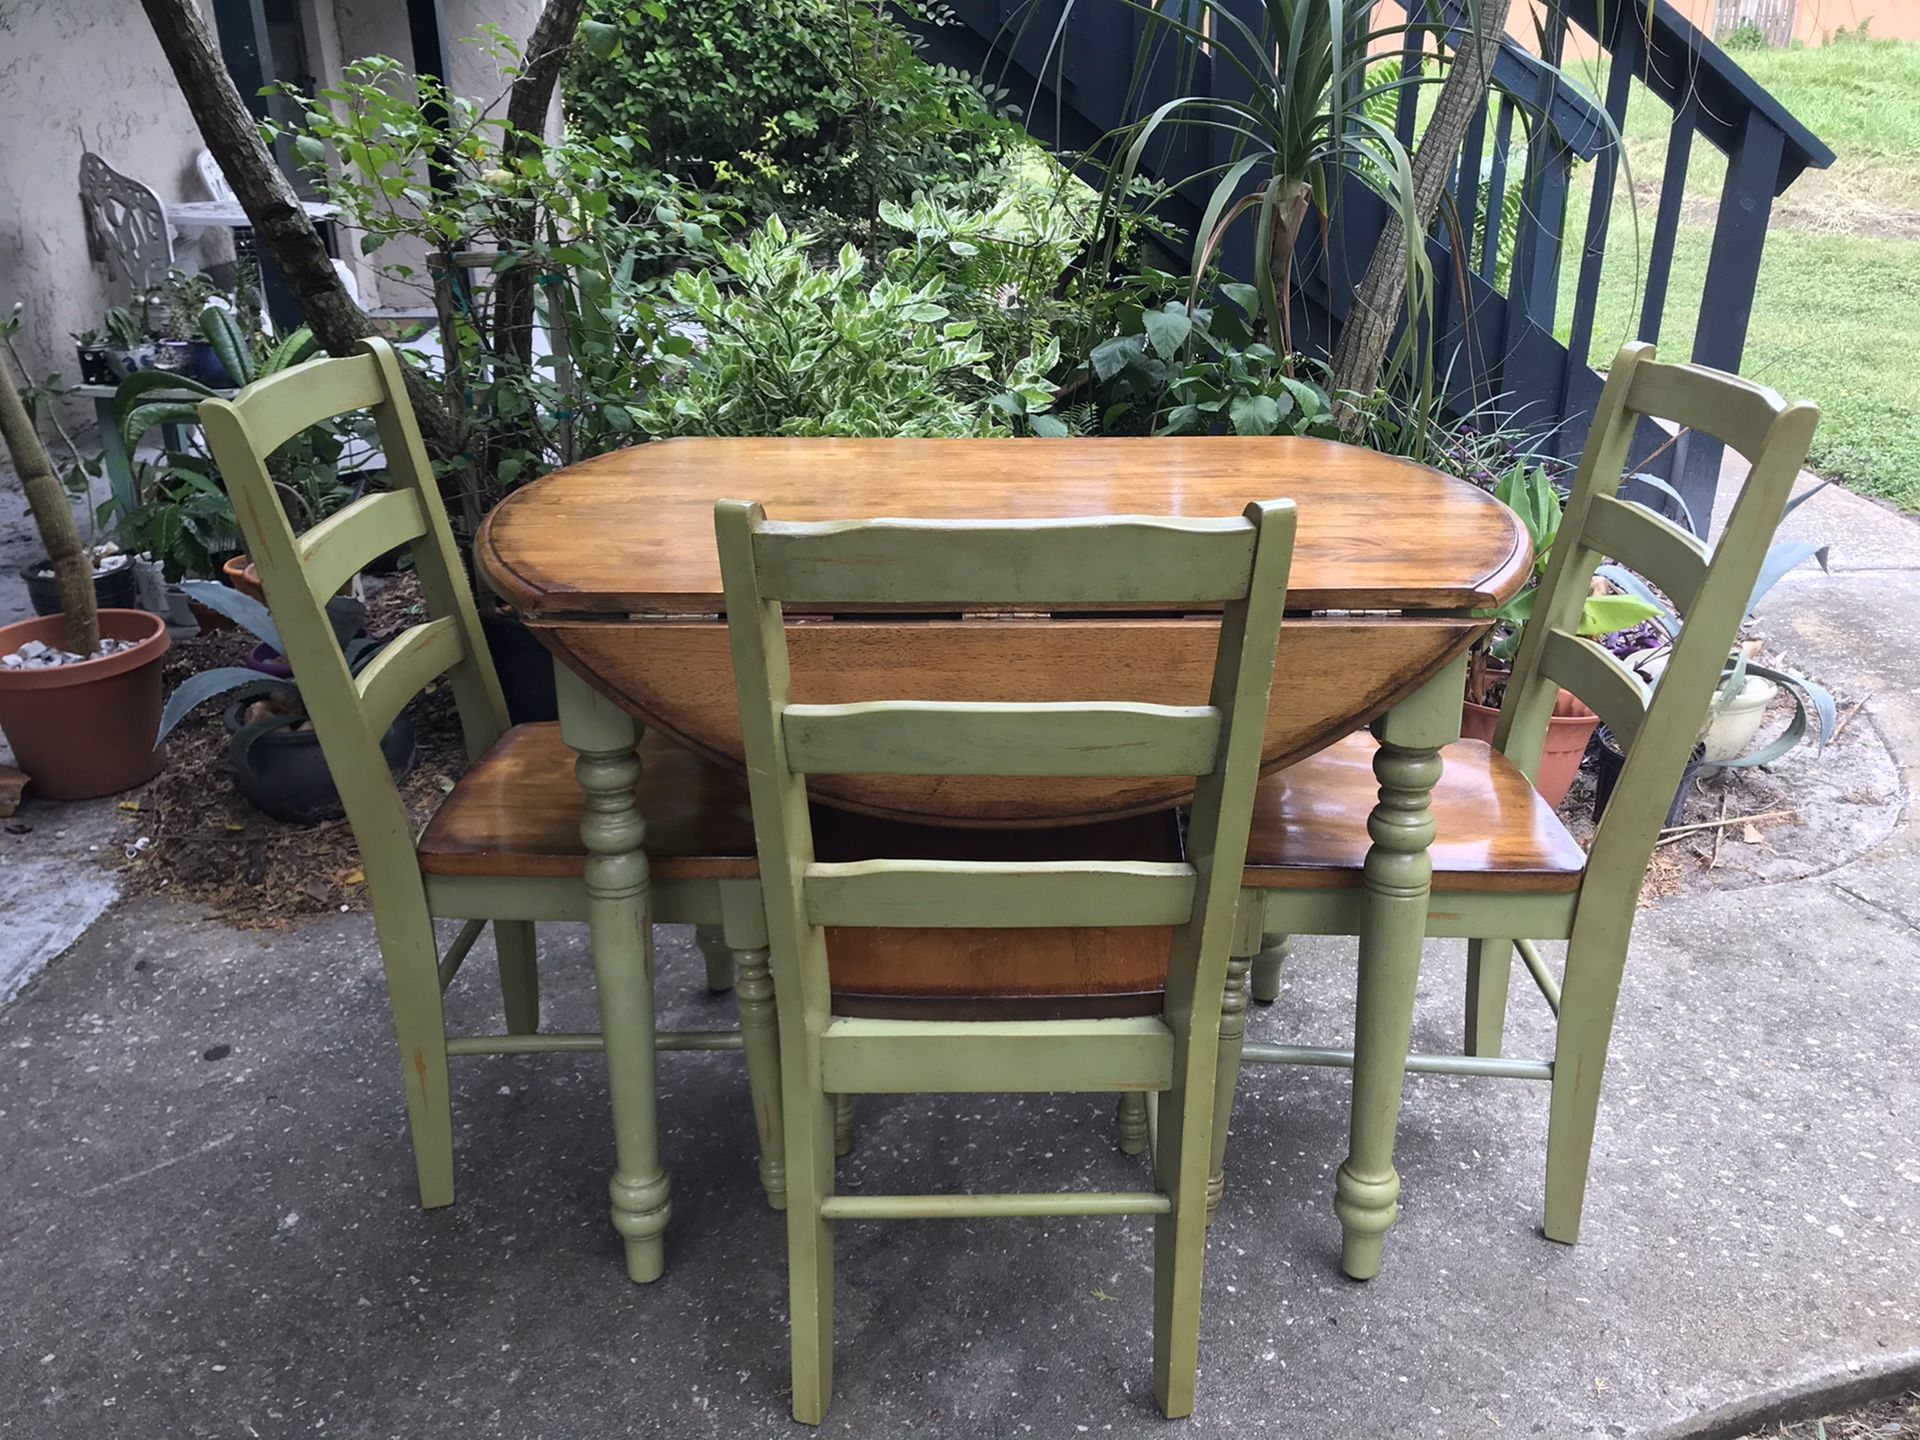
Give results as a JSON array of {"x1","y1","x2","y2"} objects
[
  {"x1": 223, "y1": 698, "x2": 416, "y2": 825},
  {"x1": 75, "y1": 346, "x2": 117, "y2": 386},
  {"x1": 22, "y1": 559, "x2": 138, "y2": 618},
  {"x1": 480, "y1": 611, "x2": 559, "y2": 725},
  {"x1": 1591, "y1": 725, "x2": 1706, "y2": 829}
]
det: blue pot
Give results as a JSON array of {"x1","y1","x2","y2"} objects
[{"x1": 189, "y1": 339, "x2": 238, "y2": 389}]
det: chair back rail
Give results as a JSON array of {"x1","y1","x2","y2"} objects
[
  {"x1": 718, "y1": 498, "x2": 1295, "y2": 1044},
  {"x1": 1493, "y1": 342, "x2": 1819, "y2": 906},
  {"x1": 197, "y1": 340, "x2": 512, "y2": 900}
]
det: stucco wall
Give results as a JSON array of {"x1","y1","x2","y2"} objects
[
  {"x1": 0, "y1": 0, "x2": 550, "y2": 432},
  {"x1": 0, "y1": 0, "x2": 216, "y2": 427}
]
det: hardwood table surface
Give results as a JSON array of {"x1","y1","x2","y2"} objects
[{"x1": 476, "y1": 436, "x2": 1531, "y2": 825}]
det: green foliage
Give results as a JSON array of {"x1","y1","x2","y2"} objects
[
  {"x1": 271, "y1": 40, "x2": 738, "y2": 521},
  {"x1": 566, "y1": 0, "x2": 1027, "y2": 241},
  {"x1": 1720, "y1": 21, "x2": 1768, "y2": 50},
  {"x1": 637, "y1": 215, "x2": 1059, "y2": 437},
  {"x1": 1481, "y1": 463, "x2": 1659, "y2": 660},
  {"x1": 1079, "y1": 280, "x2": 1345, "y2": 439}
]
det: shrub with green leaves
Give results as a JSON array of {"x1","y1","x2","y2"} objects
[
  {"x1": 637, "y1": 215, "x2": 1059, "y2": 437},
  {"x1": 568, "y1": 0, "x2": 1024, "y2": 238}
]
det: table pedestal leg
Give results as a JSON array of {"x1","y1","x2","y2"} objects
[
  {"x1": 1334, "y1": 656, "x2": 1463, "y2": 1280},
  {"x1": 558, "y1": 665, "x2": 671, "y2": 1283}
]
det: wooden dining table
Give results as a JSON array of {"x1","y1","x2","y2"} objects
[{"x1": 476, "y1": 435, "x2": 1531, "y2": 1277}]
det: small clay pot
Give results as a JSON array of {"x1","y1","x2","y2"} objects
[
  {"x1": 0, "y1": 609, "x2": 170, "y2": 800},
  {"x1": 1461, "y1": 689, "x2": 1601, "y2": 810},
  {"x1": 222, "y1": 553, "x2": 267, "y2": 603}
]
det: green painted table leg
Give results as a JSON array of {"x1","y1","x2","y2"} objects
[
  {"x1": 694, "y1": 924, "x2": 737, "y2": 992},
  {"x1": 832, "y1": 1093, "x2": 855, "y2": 1158},
  {"x1": 1116, "y1": 1092, "x2": 1149, "y2": 1156},
  {"x1": 557, "y1": 662, "x2": 672, "y2": 1284},
  {"x1": 1206, "y1": 951, "x2": 1250, "y2": 1223},
  {"x1": 1249, "y1": 930, "x2": 1291, "y2": 1004},
  {"x1": 1335, "y1": 655, "x2": 1464, "y2": 1281}
]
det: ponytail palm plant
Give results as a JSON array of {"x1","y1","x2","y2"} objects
[{"x1": 1074, "y1": 0, "x2": 1448, "y2": 360}]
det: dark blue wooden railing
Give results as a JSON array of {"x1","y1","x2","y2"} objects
[{"x1": 918, "y1": 0, "x2": 1832, "y2": 526}]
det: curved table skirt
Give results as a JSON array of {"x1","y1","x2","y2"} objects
[{"x1": 534, "y1": 615, "x2": 1484, "y2": 827}]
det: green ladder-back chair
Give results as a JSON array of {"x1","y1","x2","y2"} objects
[
  {"x1": 1220, "y1": 342, "x2": 1819, "y2": 1274},
  {"x1": 196, "y1": 339, "x2": 786, "y2": 1276},
  {"x1": 716, "y1": 498, "x2": 1296, "y2": 1423}
]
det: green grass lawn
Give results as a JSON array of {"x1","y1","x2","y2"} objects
[{"x1": 1548, "y1": 36, "x2": 1920, "y2": 509}]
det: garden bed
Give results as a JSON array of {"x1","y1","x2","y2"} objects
[{"x1": 114, "y1": 574, "x2": 470, "y2": 926}]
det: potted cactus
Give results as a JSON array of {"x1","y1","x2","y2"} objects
[{"x1": 0, "y1": 310, "x2": 169, "y2": 799}]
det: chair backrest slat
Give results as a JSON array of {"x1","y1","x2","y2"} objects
[
  {"x1": 803, "y1": 860, "x2": 1198, "y2": 929},
  {"x1": 751, "y1": 516, "x2": 1258, "y2": 607},
  {"x1": 354, "y1": 615, "x2": 465, "y2": 739},
  {"x1": 298, "y1": 489, "x2": 429, "y2": 604},
  {"x1": 720, "y1": 494, "x2": 1294, "y2": 1056},
  {"x1": 1537, "y1": 632, "x2": 1648, "y2": 748},
  {"x1": 1581, "y1": 493, "x2": 1707, "y2": 616},
  {"x1": 227, "y1": 353, "x2": 388, "y2": 459},
  {"x1": 781, "y1": 700, "x2": 1221, "y2": 778},
  {"x1": 199, "y1": 340, "x2": 511, "y2": 890},
  {"x1": 1623, "y1": 357, "x2": 1784, "y2": 464},
  {"x1": 1494, "y1": 342, "x2": 1818, "y2": 909}
]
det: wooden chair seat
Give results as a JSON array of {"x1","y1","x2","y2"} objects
[
  {"x1": 418, "y1": 723, "x2": 759, "y2": 880},
  {"x1": 1242, "y1": 733, "x2": 1587, "y2": 893},
  {"x1": 420, "y1": 725, "x2": 1176, "y2": 1016}
]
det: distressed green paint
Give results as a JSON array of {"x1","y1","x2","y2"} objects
[
  {"x1": 1229, "y1": 344, "x2": 1821, "y2": 1260},
  {"x1": 197, "y1": 339, "x2": 788, "y2": 1275},
  {"x1": 751, "y1": 514, "x2": 1260, "y2": 608},
  {"x1": 716, "y1": 496, "x2": 1296, "y2": 1423},
  {"x1": 804, "y1": 860, "x2": 1196, "y2": 929},
  {"x1": 782, "y1": 700, "x2": 1221, "y2": 778}
]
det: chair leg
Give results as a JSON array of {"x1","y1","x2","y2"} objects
[
  {"x1": 1544, "y1": 928, "x2": 1631, "y2": 1245},
  {"x1": 377, "y1": 911, "x2": 455, "y2": 1208},
  {"x1": 786, "y1": 1087, "x2": 838, "y2": 1425},
  {"x1": 1116, "y1": 1093, "x2": 1149, "y2": 1156},
  {"x1": 1150, "y1": 1036, "x2": 1218, "y2": 1419},
  {"x1": 494, "y1": 921, "x2": 540, "y2": 1036},
  {"x1": 694, "y1": 924, "x2": 736, "y2": 993},
  {"x1": 1465, "y1": 937, "x2": 1513, "y2": 1058},
  {"x1": 1249, "y1": 930, "x2": 1291, "y2": 1004},
  {"x1": 1206, "y1": 953, "x2": 1251, "y2": 1223},
  {"x1": 832, "y1": 1093, "x2": 855, "y2": 1158},
  {"x1": 733, "y1": 945, "x2": 787, "y2": 1211}
]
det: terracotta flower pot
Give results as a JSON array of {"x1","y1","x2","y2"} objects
[
  {"x1": 223, "y1": 553, "x2": 267, "y2": 603},
  {"x1": 0, "y1": 609, "x2": 170, "y2": 800},
  {"x1": 1461, "y1": 689, "x2": 1600, "y2": 810}
]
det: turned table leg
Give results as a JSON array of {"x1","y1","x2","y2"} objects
[
  {"x1": 557, "y1": 664, "x2": 672, "y2": 1283},
  {"x1": 1334, "y1": 655, "x2": 1463, "y2": 1281}
]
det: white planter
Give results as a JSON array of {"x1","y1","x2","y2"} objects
[
  {"x1": 1702, "y1": 674, "x2": 1779, "y2": 764},
  {"x1": 1628, "y1": 644, "x2": 1779, "y2": 765}
]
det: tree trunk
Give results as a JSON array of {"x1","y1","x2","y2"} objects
[
  {"x1": 0, "y1": 359, "x2": 98, "y2": 655},
  {"x1": 136, "y1": 0, "x2": 461, "y2": 460},
  {"x1": 490, "y1": 0, "x2": 589, "y2": 370},
  {"x1": 1327, "y1": 0, "x2": 1513, "y2": 434}
]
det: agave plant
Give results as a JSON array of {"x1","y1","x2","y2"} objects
[
  {"x1": 155, "y1": 581, "x2": 375, "y2": 747},
  {"x1": 1597, "y1": 475, "x2": 1837, "y2": 768}
]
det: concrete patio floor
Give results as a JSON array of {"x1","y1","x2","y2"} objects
[{"x1": 2, "y1": 476, "x2": 1918, "y2": 1437}]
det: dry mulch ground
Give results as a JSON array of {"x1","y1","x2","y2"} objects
[
  {"x1": 116, "y1": 575, "x2": 472, "y2": 926},
  {"x1": 1739, "y1": 1389, "x2": 1920, "y2": 1438}
]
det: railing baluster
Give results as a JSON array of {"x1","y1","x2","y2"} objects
[
  {"x1": 1395, "y1": 27, "x2": 1425, "y2": 154},
  {"x1": 1638, "y1": 103, "x2": 1696, "y2": 346},
  {"x1": 1561, "y1": 20, "x2": 1638, "y2": 406},
  {"x1": 1678, "y1": 108, "x2": 1787, "y2": 526},
  {"x1": 1480, "y1": 96, "x2": 1515, "y2": 281}
]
